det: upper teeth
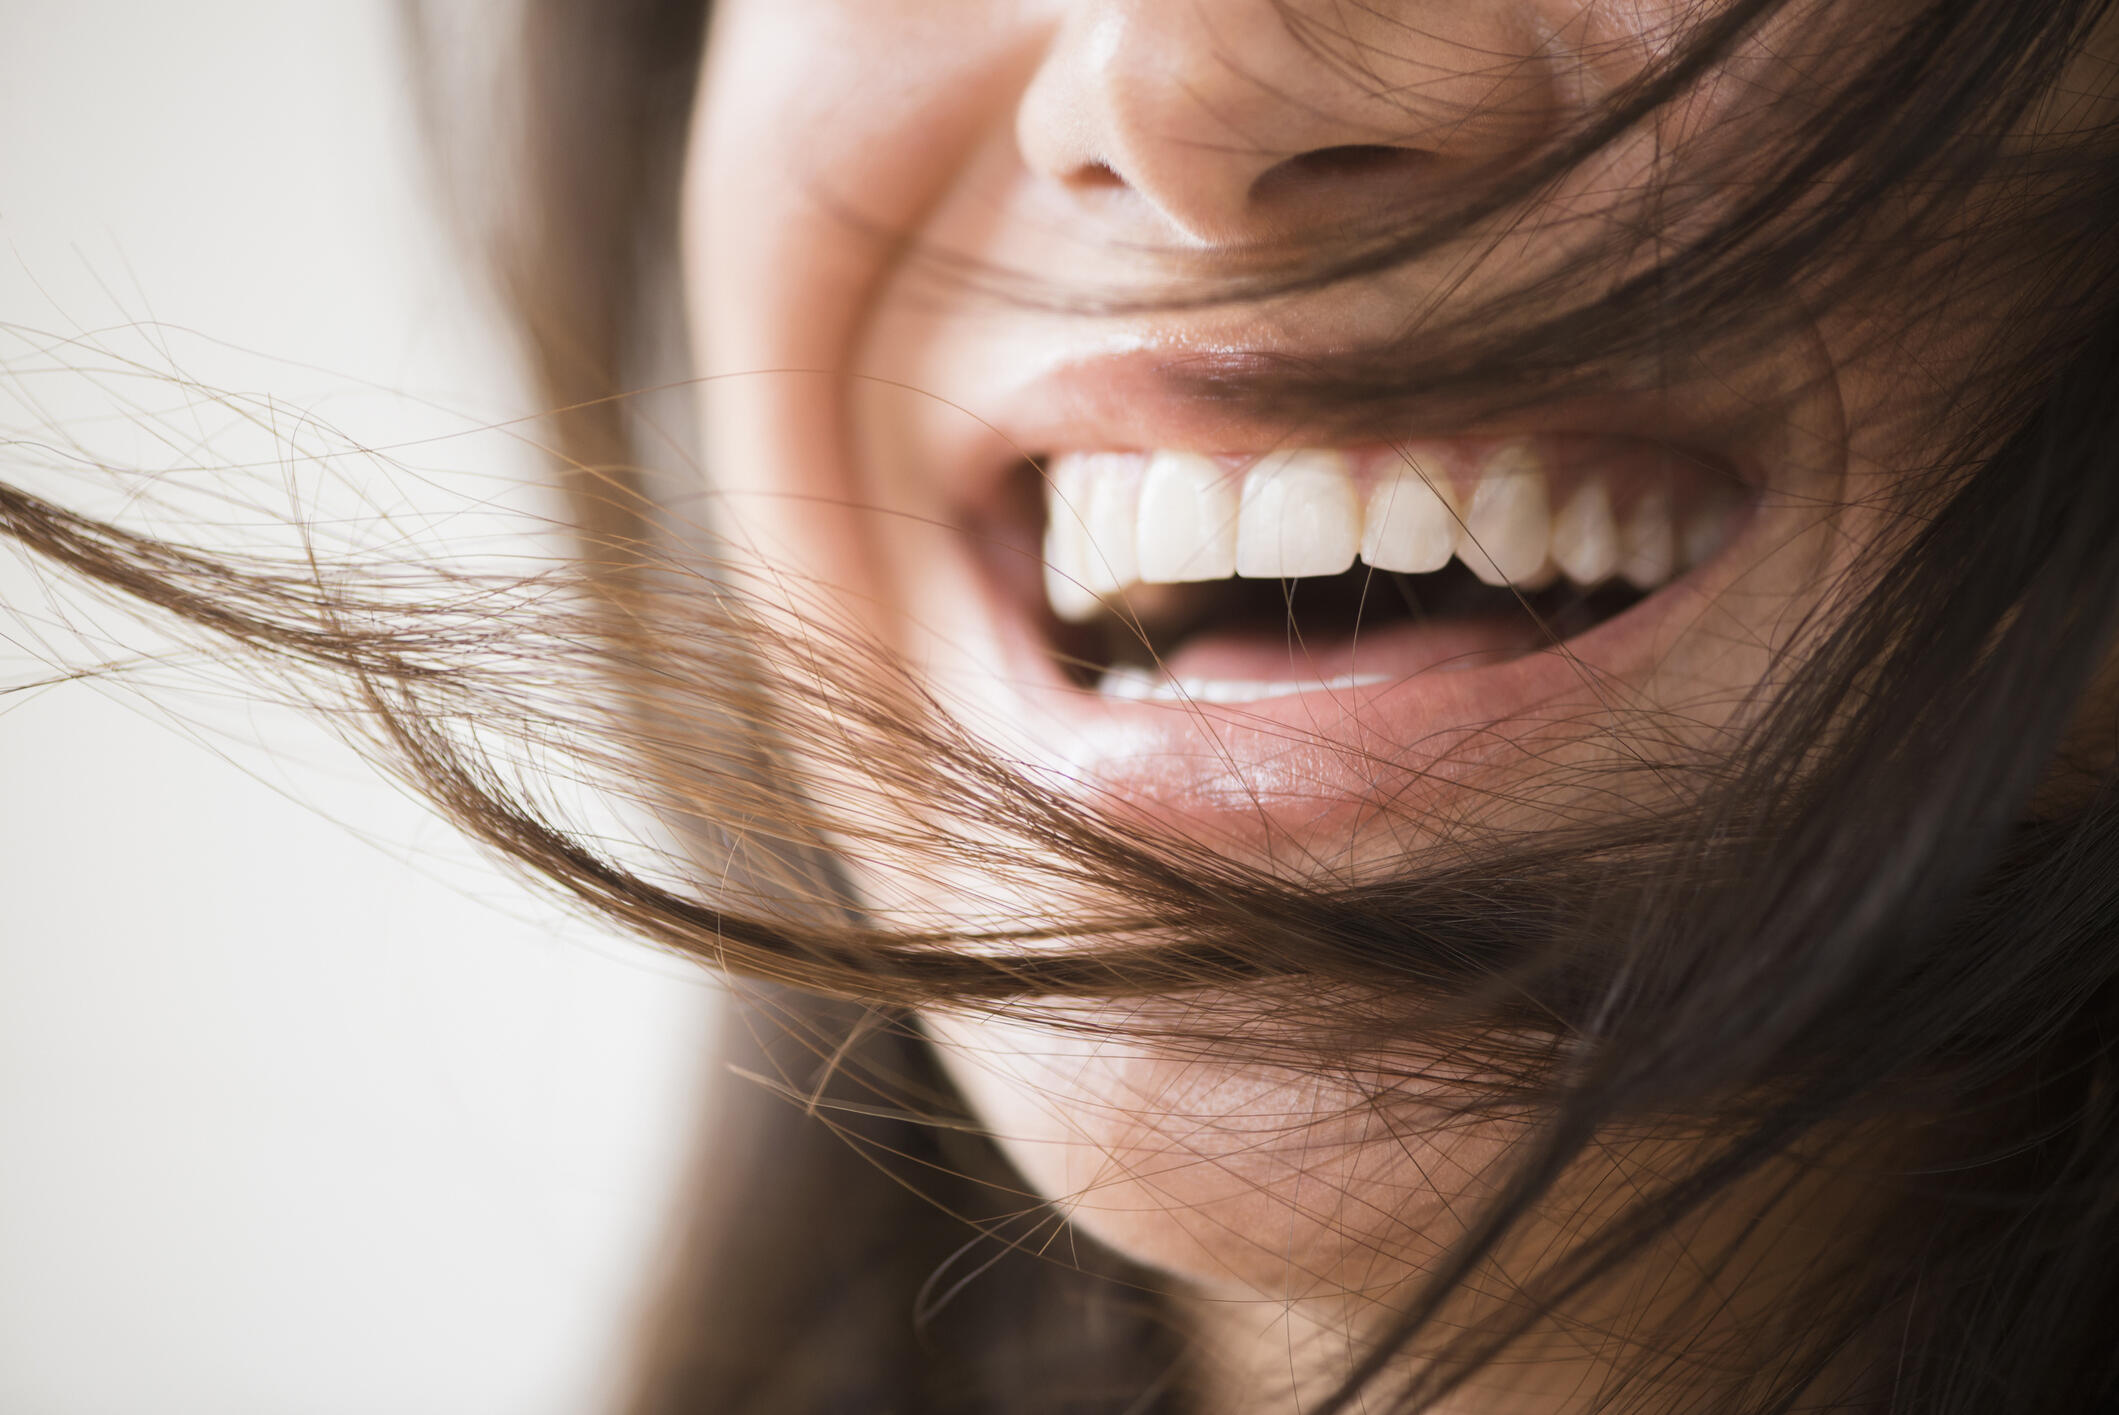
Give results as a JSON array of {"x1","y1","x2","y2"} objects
[{"x1": 1041, "y1": 439, "x2": 1738, "y2": 623}]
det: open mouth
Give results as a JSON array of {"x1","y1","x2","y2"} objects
[{"x1": 1018, "y1": 435, "x2": 1751, "y2": 706}]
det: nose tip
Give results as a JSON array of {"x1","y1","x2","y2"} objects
[{"x1": 1017, "y1": 1, "x2": 1560, "y2": 247}]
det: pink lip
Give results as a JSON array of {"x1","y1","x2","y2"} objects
[
  {"x1": 933, "y1": 341, "x2": 1780, "y2": 525},
  {"x1": 949, "y1": 535, "x2": 1728, "y2": 836},
  {"x1": 885, "y1": 337, "x2": 1840, "y2": 849}
]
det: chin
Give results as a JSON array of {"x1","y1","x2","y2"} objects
[{"x1": 923, "y1": 1002, "x2": 1516, "y2": 1302}]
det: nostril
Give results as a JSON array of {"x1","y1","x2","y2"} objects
[
  {"x1": 1247, "y1": 143, "x2": 1433, "y2": 221},
  {"x1": 1286, "y1": 144, "x2": 1427, "y2": 179},
  {"x1": 1069, "y1": 159, "x2": 1127, "y2": 190}
]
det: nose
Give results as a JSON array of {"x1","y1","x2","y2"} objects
[{"x1": 1016, "y1": 0, "x2": 1561, "y2": 247}]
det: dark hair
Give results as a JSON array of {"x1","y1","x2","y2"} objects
[{"x1": 8, "y1": 0, "x2": 2119, "y2": 1409}]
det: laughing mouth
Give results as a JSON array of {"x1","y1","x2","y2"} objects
[{"x1": 1027, "y1": 434, "x2": 1752, "y2": 705}]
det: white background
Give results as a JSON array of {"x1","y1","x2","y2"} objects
[{"x1": 0, "y1": 3, "x2": 723, "y2": 1412}]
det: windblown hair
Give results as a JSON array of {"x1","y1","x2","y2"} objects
[{"x1": 6, "y1": 0, "x2": 2119, "y2": 1410}]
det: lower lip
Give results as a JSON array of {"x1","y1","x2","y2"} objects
[{"x1": 946, "y1": 525, "x2": 1751, "y2": 838}]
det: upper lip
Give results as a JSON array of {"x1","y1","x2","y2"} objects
[{"x1": 941, "y1": 340, "x2": 1800, "y2": 526}]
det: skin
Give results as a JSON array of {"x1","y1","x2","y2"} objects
[{"x1": 676, "y1": 0, "x2": 2100, "y2": 1406}]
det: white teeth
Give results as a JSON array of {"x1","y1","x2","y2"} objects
[
  {"x1": 1549, "y1": 478, "x2": 1619, "y2": 585},
  {"x1": 1094, "y1": 665, "x2": 1394, "y2": 704},
  {"x1": 1040, "y1": 444, "x2": 1736, "y2": 625},
  {"x1": 1096, "y1": 664, "x2": 1162, "y2": 700},
  {"x1": 1458, "y1": 441, "x2": 1550, "y2": 586},
  {"x1": 1618, "y1": 488, "x2": 1677, "y2": 590},
  {"x1": 1681, "y1": 495, "x2": 1736, "y2": 569},
  {"x1": 1136, "y1": 450, "x2": 1239, "y2": 582},
  {"x1": 1516, "y1": 557, "x2": 1561, "y2": 592},
  {"x1": 1235, "y1": 450, "x2": 1360, "y2": 578},
  {"x1": 1041, "y1": 462, "x2": 1103, "y2": 623},
  {"x1": 1078, "y1": 455, "x2": 1140, "y2": 595},
  {"x1": 1360, "y1": 465, "x2": 1457, "y2": 574}
]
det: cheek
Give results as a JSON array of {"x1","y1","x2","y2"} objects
[
  {"x1": 683, "y1": 0, "x2": 1043, "y2": 554},
  {"x1": 925, "y1": 1008, "x2": 1515, "y2": 1301}
]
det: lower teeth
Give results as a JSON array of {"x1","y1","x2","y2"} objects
[{"x1": 1096, "y1": 665, "x2": 1396, "y2": 704}]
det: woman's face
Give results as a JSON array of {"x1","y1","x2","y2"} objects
[{"x1": 679, "y1": 0, "x2": 1982, "y2": 1379}]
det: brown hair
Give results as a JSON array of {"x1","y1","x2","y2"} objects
[{"x1": 7, "y1": 0, "x2": 2119, "y2": 1409}]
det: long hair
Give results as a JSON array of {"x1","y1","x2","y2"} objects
[{"x1": 7, "y1": 0, "x2": 2119, "y2": 1409}]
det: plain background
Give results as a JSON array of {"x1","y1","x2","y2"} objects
[{"x1": 0, "y1": 3, "x2": 723, "y2": 1412}]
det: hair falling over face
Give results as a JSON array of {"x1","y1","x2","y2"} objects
[{"x1": 9, "y1": 0, "x2": 2119, "y2": 1410}]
